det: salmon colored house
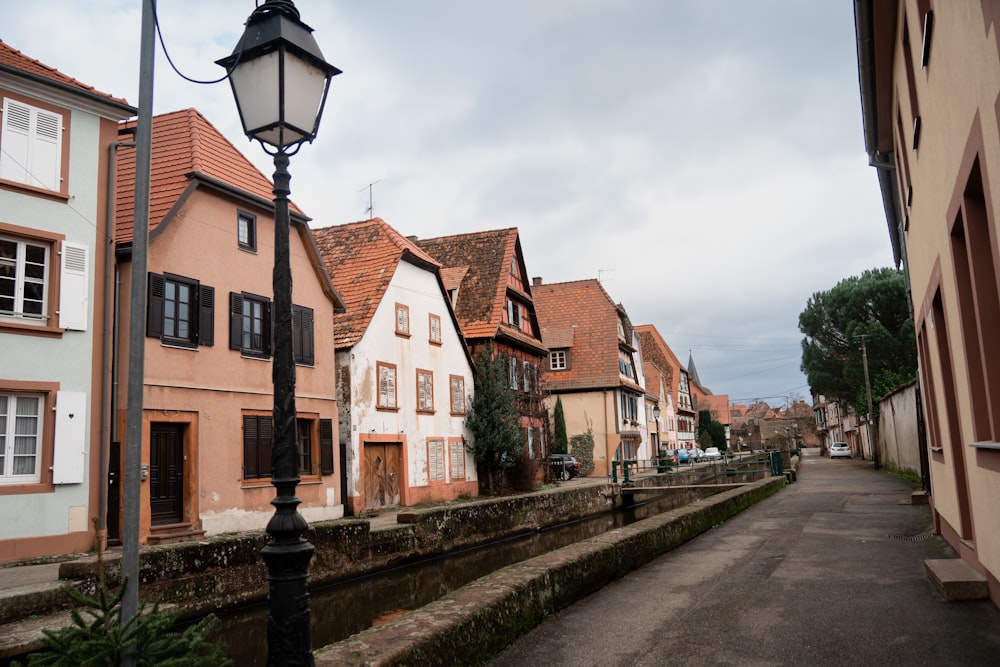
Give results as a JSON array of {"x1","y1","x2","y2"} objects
[
  {"x1": 414, "y1": 228, "x2": 549, "y2": 486},
  {"x1": 312, "y1": 218, "x2": 476, "y2": 515},
  {"x1": 112, "y1": 109, "x2": 344, "y2": 545}
]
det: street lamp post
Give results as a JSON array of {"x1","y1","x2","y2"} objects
[{"x1": 217, "y1": 2, "x2": 340, "y2": 664}]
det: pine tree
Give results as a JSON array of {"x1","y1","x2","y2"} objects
[
  {"x1": 553, "y1": 397, "x2": 568, "y2": 455},
  {"x1": 465, "y1": 347, "x2": 524, "y2": 493}
]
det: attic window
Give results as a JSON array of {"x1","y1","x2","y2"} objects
[
  {"x1": 237, "y1": 211, "x2": 256, "y2": 252},
  {"x1": 550, "y1": 349, "x2": 569, "y2": 371},
  {"x1": 395, "y1": 303, "x2": 410, "y2": 337}
]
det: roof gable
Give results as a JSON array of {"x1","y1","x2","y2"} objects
[
  {"x1": 414, "y1": 228, "x2": 518, "y2": 339},
  {"x1": 114, "y1": 108, "x2": 303, "y2": 243},
  {"x1": 0, "y1": 39, "x2": 131, "y2": 109},
  {"x1": 533, "y1": 279, "x2": 627, "y2": 390},
  {"x1": 312, "y1": 218, "x2": 443, "y2": 348}
]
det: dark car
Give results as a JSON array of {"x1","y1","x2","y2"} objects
[{"x1": 549, "y1": 454, "x2": 581, "y2": 480}]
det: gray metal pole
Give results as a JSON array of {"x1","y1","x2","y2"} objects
[
  {"x1": 121, "y1": 0, "x2": 156, "y2": 662},
  {"x1": 861, "y1": 336, "x2": 879, "y2": 470}
]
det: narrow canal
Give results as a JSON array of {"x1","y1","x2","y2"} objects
[{"x1": 210, "y1": 486, "x2": 698, "y2": 665}]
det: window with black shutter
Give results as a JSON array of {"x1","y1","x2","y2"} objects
[
  {"x1": 230, "y1": 291, "x2": 271, "y2": 358},
  {"x1": 292, "y1": 304, "x2": 314, "y2": 365},
  {"x1": 146, "y1": 272, "x2": 213, "y2": 348}
]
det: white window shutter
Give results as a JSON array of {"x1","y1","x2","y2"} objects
[
  {"x1": 53, "y1": 391, "x2": 87, "y2": 484},
  {"x1": 32, "y1": 108, "x2": 62, "y2": 191},
  {"x1": 59, "y1": 241, "x2": 89, "y2": 330},
  {"x1": 1, "y1": 98, "x2": 31, "y2": 185}
]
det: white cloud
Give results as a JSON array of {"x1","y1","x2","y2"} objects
[{"x1": 3, "y1": 0, "x2": 897, "y2": 407}]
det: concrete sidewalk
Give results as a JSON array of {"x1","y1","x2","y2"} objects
[{"x1": 490, "y1": 449, "x2": 1000, "y2": 666}]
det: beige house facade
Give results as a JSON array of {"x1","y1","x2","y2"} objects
[{"x1": 856, "y1": 0, "x2": 1000, "y2": 605}]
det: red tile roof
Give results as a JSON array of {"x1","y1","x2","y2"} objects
[
  {"x1": 533, "y1": 279, "x2": 636, "y2": 392},
  {"x1": 636, "y1": 324, "x2": 689, "y2": 411},
  {"x1": 0, "y1": 39, "x2": 132, "y2": 108},
  {"x1": 114, "y1": 108, "x2": 303, "y2": 242},
  {"x1": 414, "y1": 228, "x2": 515, "y2": 339},
  {"x1": 699, "y1": 394, "x2": 732, "y2": 425},
  {"x1": 312, "y1": 218, "x2": 442, "y2": 348}
]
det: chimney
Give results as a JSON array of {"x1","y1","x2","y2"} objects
[{"x1": 532, "y1": 276, "x2": 543, "y2": 286}]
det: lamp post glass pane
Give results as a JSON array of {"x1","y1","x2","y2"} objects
[
  {"x1": 229, "y1": 52, "x2": 280, "y2": 142},
  {"x1": 229, "y1": 48, "x2": 330, "y2": 148}
]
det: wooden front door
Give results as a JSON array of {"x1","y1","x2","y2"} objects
[
  {"x1": 363, "y1": 443, "x2": 401, "y2": 511},
  {"x1": 150, "y1": 423, "x2": 184, "y2": 526}
]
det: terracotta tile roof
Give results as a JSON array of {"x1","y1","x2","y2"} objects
[
  {"x1": 699, "y1": 394, "x2": 732, "y2": 425},
  {"x1": 114, "y1": 108, "x2": 303, "y2": 242},
  {"x1": 440, "y1": 266, "x2": 469, "y2": 293},
  {"x1": 0, "y1": 39, "x2": 132, "y2": 108},
  {"x1": 414, "y1": 228, "x2": 516, "y2": 340},
  {"x1": 533, "y1": 279, "x2": 628, "y2": 391},
  {"x1": 312, "y1": 218, "x2": 441, "y2": 348},
  {"x1": 644, "y1": 360, "x2": 664, "y2": 398}
]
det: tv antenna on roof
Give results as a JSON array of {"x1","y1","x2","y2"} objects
[
  {"x1": 360, "y1": 179, "x2": 382, "y2": 219},
  {"x1": 598, "y1": 268, "x2": 615, "y2": 284}
]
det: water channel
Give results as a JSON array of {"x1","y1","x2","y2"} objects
[{"x1": 208, "y1": 486, "x2": 704, "y2": 665}]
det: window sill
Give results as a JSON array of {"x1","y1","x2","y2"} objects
[
  {"x1": 417, "y1": 409, "x2": 435, "y2": 415},
  {"x1": 395, "y1": 332, "x2": 411, "y2": 339},
  {"x1": 376, "y1": 406, "x2": 400, "y2": 412},
  {"x1": 429, "y1": 340, "x2": 442, "y2": 346},
  {"x1": 0, "y1": 320, "x2": 63, "y2": 337},
  {"x1": 0, "y1": 177, "x2": 69, "y2": 201},
  {"x1": 969, "y1": 441, "x2": 1000, "y2": 450}
]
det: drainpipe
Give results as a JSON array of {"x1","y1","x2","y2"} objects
[{"x1": 99, "y1": 140, "x2": 134, "y2": 545}]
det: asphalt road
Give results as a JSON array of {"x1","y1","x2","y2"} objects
[{"x1": 490, "y1": 448, "x2": 1000, "y2": 666}]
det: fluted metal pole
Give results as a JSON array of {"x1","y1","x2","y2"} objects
[{"x1": 262, "y1": 150, "x2": 315, "y2": 666}]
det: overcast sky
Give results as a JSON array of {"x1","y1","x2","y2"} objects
[{"x1": 4, "y1": 1, "x2": 895, "y2": 407}]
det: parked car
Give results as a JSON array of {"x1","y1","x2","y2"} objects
[
  {"x1": 703, "y1": 447, "x2": 722, "y2": 461},
  {"x1": 549, "y1": 454, "x2": 581, "y2": 480},
  {"x1": 829, "y1": 442, "x2": 852, "y2": 459},
  {"x1": 675, "y1": 448, "x2": 690, "y2": 464},
  {"x1": 690, "y1": 447, "x2": 705, "y2": 462}
]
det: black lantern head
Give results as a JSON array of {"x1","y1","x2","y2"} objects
[{"x1": 217, "y1": 0, "x2": 342, "y2": 150}]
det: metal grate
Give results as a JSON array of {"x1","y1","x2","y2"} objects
[{"x1": 887, "y1": 532, "x2": 936, "y2": 542}]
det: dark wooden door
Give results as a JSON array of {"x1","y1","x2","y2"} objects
[
  {"x1": 363, "y1": 443, "x2": 401, "y2": 511},
  {"x1": 107, "y1": 440, "x2": 121, "y2": 544},
  {"x1": 150, "y1": 424, "x2": 184, "y2": 526}
]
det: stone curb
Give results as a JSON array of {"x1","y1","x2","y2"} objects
[{"x1": 314, "y1": 475, "x2": 786, "y2": 666}]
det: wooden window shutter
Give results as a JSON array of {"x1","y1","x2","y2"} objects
[
  {"x1": 146, "y1": 273, "x2": 165, "y2": 338},
  {"x1": 319, "y1": 418, "x2": 334, "y2": 475},
  {"x1": 198, "y1": 285, "x2": 215, "y2": 346},
  {"x1": 293, "y1": 305, "x2": 314, "y2": 365},
  {"x1": 243, "y1": 415, "x2": 258, "y2": 478},
  {"x1": 229, "y1": 292, "x2": 243, "y2": 349}
]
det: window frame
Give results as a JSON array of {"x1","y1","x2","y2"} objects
[
  {"x1": 416, "y1": 369, "x2": 435, "y2": 414},
  {"x1": 428, "y1": 313, "x2": 442, "y2": 345},
  {"x1": 242, "y1": 412, "x2": 324, "y2": 481},
  {"x1": 376, "y1": 361, "x2": 398, "y2": 411},
  {"x1": 395, "y1": 302, "x2": 410, "y2": 337},
  {"x1": 427, "y1": 437, "x2": 446, "y2": 483},
  {"x1": 449, "y1": 375, "x2": 466, "y2": 415},
  {"x1": 0, "y1": 380, "x2": 57, "y2": 493},
  {"x1": 550, "y1": 349, "x2": 568, "y2": 371},
  {"x1": 230, "y1": 291, "x2": 271, "y2": 359},
  {"x1": 0, "y1": 93, "x2": 69, "y2": 197},
  {"x1": 147, "y1": 272, "x2": 215, "y2": 349},
  {"x1": 0, "y1": 224, "x2": 74, "y2": 335},
  {"x1": 449, "y1": 437, "x2": 466, "y2": 480},
  {"x1": 237, "y1": 211, "x2": 257, "y2": 252}
]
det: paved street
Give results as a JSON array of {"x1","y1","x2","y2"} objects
[{"x1": 490, "y1": 449, "x2": 1000, "y2": 666}]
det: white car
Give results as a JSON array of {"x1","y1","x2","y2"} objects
[
  {"x1": 830, "y1": 442, "x2": 851, "y2": 459},
  {"x1": 703, "y1": 447, "x2": 722, "y2": 461}
]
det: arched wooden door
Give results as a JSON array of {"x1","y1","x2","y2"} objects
[{"x1": 363, "y1": 442, "x2": 401, "y2": 511}]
